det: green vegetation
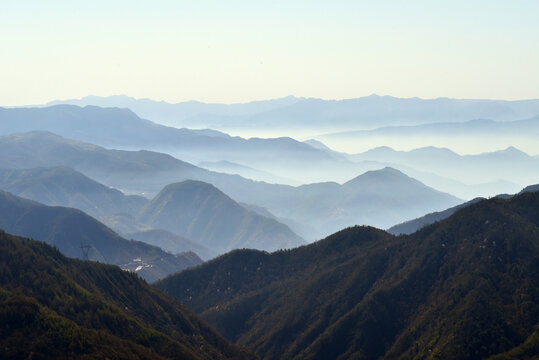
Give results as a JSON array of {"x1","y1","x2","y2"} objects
[
  {"x1": 156, "y1": 191, "x2": 539, "y2": 359},
  {"x1": 0, "y1": 231, "x2": 256, "y2": 359}
]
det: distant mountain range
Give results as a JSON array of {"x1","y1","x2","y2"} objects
[
  {"x1": 156, "y1": 190, "x2": 539, "y2": 360},
  {"x1": 0, "y1": 231, "x2": 255, "y2": 359},
  {"x1": 1, "y1": 104, "x2": 535, "y2": 197},
  {"x1": 46, "y1": 94, "x2": 301, "y2": 126},
  {"x1": 0, "y1": 105, "x2": 344, "y2": 178},
  {"x1": 0, "y1": 132, "x2": 462, "y2": 241},
  {"x1": 0, "y1": 161, "x2": 306, "y2": 254},
  {"x1": 260, "y1": 167, "x2": 461, "y2": 238},
  {"x1": 349, "y1": 145, "x2": 539, "y2": 190},
  {"x1": 43, "y1": 94, "x2": 539, "y2": 136},
  {"x1": 0, "y1": 190, "x2": 200, "y2": 282},
  {"x1": 198, "y1": 160, "x2": 298, "y2": 185},
  {"x1": 138, "y1": 180, "x2": 305, "y2": 253},
  {"x1": 0, "y1": 130, "x2": 208, "y2": 196},
  {"x1": 0, "y1": 166, "x2": 147, "y2": 219},
  {"x1": 316, "y1": 116, "x2": 539, "y2": 154}
]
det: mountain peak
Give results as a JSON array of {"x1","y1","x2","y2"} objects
[
  {"x1": 361, "y1": 146, "x2": 396, "y2": 156},
  {"x1": 498, "y1": 146, "x2": 528, "y2": 156},
  {"x1": 139, "y1": 181, "x2": 304, "y2": 253},
  {"x1": 303, "y1": 139, "x2": 332, "y2": 151},
  {"x1": 344, "y1": 167, "x2": 408, "y2": 185},
  {"x1": 161, "y1": 180, "x2": 221, "y2": 195}
]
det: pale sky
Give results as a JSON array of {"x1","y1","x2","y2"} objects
[{"x1": 2, "y1": 0, "x2": 539, "y2": 106}]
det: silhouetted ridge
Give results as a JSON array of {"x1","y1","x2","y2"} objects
[{"x1": 520, "y1": 183, "x2": 539, "y2": 194}]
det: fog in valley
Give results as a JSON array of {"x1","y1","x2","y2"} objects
[{"x1": 2, "y1": 2, "x2": 539, "y2": 358}]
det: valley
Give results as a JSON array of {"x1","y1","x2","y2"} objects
[{"x1": 0, "y1": 96, "x2": 537, "y2": 359}]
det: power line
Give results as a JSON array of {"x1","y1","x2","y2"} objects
[{"x1": 80, "y1": 244, "x2": 92, "y2": 261}]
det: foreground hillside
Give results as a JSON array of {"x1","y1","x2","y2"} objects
[
  {"x1": 156, "y1": 191, "x2": 539, "y2": 359},
  {"x1": 0, "y1": 231, "x2": 256, "y2": 359}
]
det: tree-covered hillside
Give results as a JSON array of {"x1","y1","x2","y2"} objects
[
  {"x1": 156, "y1": 191, "x2": 539, "y2": 359},
  {"x1": 0, "y1": 231, "x2": 256, "y2": 359}
]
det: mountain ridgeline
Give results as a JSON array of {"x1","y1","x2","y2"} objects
[
  {"x1": 44, "y1": 94, "x2": 539, "y2": 131},
  {"x1": 138, "y1": 180, "x2": 305, "y2": 253},
  {"x1": 0, "y1": 105, "x2": 340, "y2": 169},
  {"x1": 1, "y1": 97, "x2": 538, "y2": 359},
  {"x1": 0, "y1": 231, "x2": 256, "y2": 359},
  {"x1": 0, "y1": 166, "x2": 148, "y2": 219},
  {"x1": 0, "y1": 190, "x2": 201, "y2": 282},
  {"x1": 0, "y1": 131, "x2": 462, "y2": 241},
  {"x1": 156, "y1": 190, "x2": 539, "y2": 360},
  {"x1": 0, "y1": 162, "x2": 302, "y2": 256}
]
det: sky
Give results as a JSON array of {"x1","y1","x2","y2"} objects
[{"x1": 1, "y1": 0, "x2": 539, "y2": 106}]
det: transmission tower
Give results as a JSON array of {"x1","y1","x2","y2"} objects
[{"x1": 80, "y1": 244, "x2": 92, "y2": 261}]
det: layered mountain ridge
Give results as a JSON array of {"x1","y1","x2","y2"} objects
[
  {"x1": 156, "y1": 190, "x2": 539, "y2": 359},
  {"x1": 0, "y1": 131, "x2": 461, "y2": 241},
  {"x1": 138, "y1": 180, "x2": 306, "y2": 253},
  {"x1": 0, "y1": 190, "x2": 201, "y2": 282}
]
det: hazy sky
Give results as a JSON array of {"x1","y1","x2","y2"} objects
[{"x1": 2, "y1": 0, "x2": 538, "y2": 106}]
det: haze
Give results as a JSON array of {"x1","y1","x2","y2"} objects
[
  {"x1": 2, "y1": 2, "x2": 539, "y2": 358},
  {"x1": 2, "y1": 0, "x2": 539, "y2": 106}
]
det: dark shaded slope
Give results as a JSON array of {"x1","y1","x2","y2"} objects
[
  {"x1": 138, "y1": 180, "x2": 305, "y2": 253},
  {"x1": 156, "y1": 191, "x2": 539, "y2": 360},
  {"x1": 520, "y1": 183, "x2": 539, "y2": 194},
  {"x1": 0, "y1": 190, "x2": 201, "y2": 282},
  {"x1": 0, "y1": 231, "x2": 256, "y2": 359}
]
